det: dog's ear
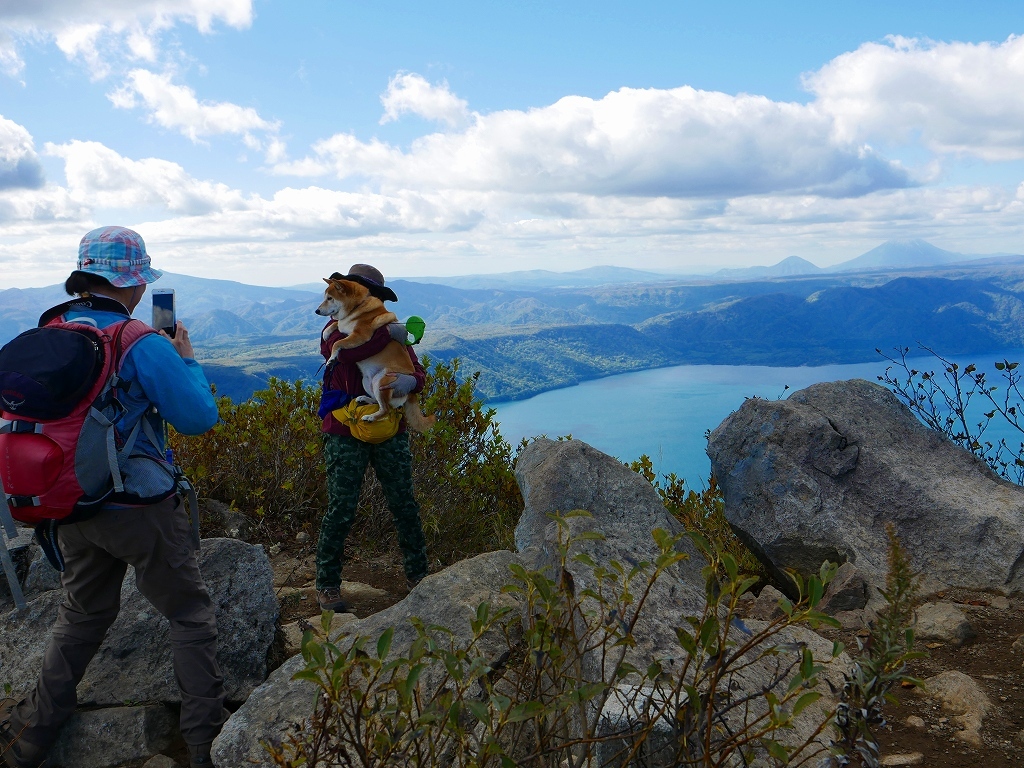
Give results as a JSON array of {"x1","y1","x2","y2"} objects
[{"x1": 323, "y1": 277, "x2": 349, "y2": 291}]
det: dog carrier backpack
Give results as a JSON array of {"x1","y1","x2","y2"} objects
[{"x1": 0, "y1": 312, "x2": 156, "y2": 526}]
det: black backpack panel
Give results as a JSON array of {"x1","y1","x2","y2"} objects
[{"x1": 0, "y1": 327, "x2": 105, "y2": 420}]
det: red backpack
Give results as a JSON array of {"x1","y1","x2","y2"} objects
[{"x1": 0, "y1": 303, "x2": 156, "y2": 526}]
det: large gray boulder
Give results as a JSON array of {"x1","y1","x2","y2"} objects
[
  {"x1": 81, "y1": 537, "x2": 278, "y2": 705},
  {"x1": 213, "y1": 549, "x2": 522, "y2": 767},
  {"x1": 708, "y1": 379, "x2": 1024, "y2": 596},
  {"x1": 23, "y1": 543, "x2": 63, "y2": 597},
  {"x1": 47, "y1": 705, "x2": 176, "y2": 768},
  {"x1": 0, "y1": 537, "x2": 278, "y2": 706},
  {"x1": 515, "y1": 438, "x2": 707, "y2": 677},
  {"x1": 0, "y1": 536, "x2": 64, "y2": 611},
  {"x1": 514, "y1": 439, "x2": 703, "y2": 582},
  {"x1": 0, "y1": 588, "x2": 63, "y2": 690},
  {"x1": 514, "y1": 439, "x2": 848, "y2": 760}
]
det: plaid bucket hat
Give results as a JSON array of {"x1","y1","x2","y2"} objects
[{"x1": 74, "y1": 226, "x2": 163, "y2": 288}]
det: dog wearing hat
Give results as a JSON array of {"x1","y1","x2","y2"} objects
[{"x1": 316, "y1": 272, "x2": 435, "y2": 432}]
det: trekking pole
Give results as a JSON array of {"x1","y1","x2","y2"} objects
[{"x1": 0, "y1": 477, "x2": 28, "y2": 610}]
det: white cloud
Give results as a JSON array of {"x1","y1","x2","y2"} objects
[
  {"x1": 109, "y1": 69, "x2": 279, "y2": 143},
  {"x1": 806, "y1": 35, "x2": 1024, "y2": 160},
  {"x1": 6, "y1": 36, "x2": 1024, "y2": 285},
  {"x1": 284, "y1": 84, "x2": 912, "y2": 199},
  {"x1": 53, "y1": 24, "x2": 111, "y2": 78},
  {"x1": 380, "y1": 73, "x2": 471, "y2": 127},
  {"x1": 0, "y1": 115, "x2": 44, "y2": 190},
  {"x1": 263, "y1": 137, "x2": 289, "y2": 165},
  {"x1": 45, "y1": 140, "x2": 248, "y2": 215},
  {"x1": 0, "y1": 0, "x2": 254, "y2": 32},
  {"x1": 248, "y1": 187, "x2": 484, "y2": 235},
  {"x1": 0, "y1": 0, "x2": 254, "y2": 78},
  {"x1": 0, "y1": 30, "x2": 22, "y2": 77},
  {"x1": 37, "y1": 139, "x2": 484, "y2": 237},
  {"x1": 0, "y1": 186, "x2": 82, "y2": 226}
]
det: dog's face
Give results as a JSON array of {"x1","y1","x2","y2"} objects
[{"x1": 315, "y1": 277, "x2": 370, "y2": 317}]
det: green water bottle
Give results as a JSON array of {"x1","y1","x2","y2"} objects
[{"x1": 403, "y1": 315, "x2": 425, "y2": 345}]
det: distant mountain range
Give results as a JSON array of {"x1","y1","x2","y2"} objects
[
  {"x1": 712, "y1": 255, "x2": 822, "y2": 281},
  {"x1": 708, "y1": 239, "x2": 1000, "y2": 282},
  {"x1": 293, "y1": 265, "x2": 674, "y2": 293},
  {"x1": 352, "y1": 239, "x2": 1008, "y2": 290},
  {"x1": 3, "y1": 239, "x2": 1024, "y2": 402}
]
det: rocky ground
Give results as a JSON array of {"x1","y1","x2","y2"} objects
[
  {"x1": 269, "y1": 550, "x2": 1024, "y2": 768},
  {"x1": 736, "y1": 585, "x2": 1024, "y2": 767},
  {"x1": 7, "y1": 379, "x2": 1024, "y2": 768},
  {"x1": 155, "y1": 547, "x2": 413, "y2": 768},
  {"x1": 871, "y1": 590, "x2": 1024, "y2": 767}
]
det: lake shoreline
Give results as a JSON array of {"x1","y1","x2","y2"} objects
[
  {"x1": 483, "y1": 346, "x2": 1024, "y2": 405},
  {"x1": 490, "y1": 349, "x2": 1024, "y2": 484}
]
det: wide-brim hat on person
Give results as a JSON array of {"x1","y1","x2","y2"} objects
[
  {"x1": 340, "y1": 263, "x2": 398, "y2": 302},
  {"x1": 73, "y1": 226, "x2": 163, "y2": 288}
]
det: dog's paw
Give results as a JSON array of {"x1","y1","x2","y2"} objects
[{"x1": 355, "y1": 395, "x2": 376, "y2": 405}]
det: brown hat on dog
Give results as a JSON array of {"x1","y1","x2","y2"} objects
[{"x1": 333, "y1": 263, "x2": 399, "y2": 302}]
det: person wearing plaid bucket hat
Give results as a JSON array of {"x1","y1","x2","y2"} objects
[{"x1": 0, "y1": 227, "x2": 227, "y2": 768}]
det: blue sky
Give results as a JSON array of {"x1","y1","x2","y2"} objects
[{"x1": 1, "y1": 1, "x2": 1023, "y2": 287}]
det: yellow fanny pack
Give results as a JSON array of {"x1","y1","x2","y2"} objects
[{"x1": 332, "y1": 399, "x2": 403, "y2": 443}]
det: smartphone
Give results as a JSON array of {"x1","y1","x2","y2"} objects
[{"x1": 151, "y1": 289, "x2": 176, "y2": 338}]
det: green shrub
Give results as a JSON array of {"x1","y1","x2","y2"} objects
[
  {"x1": 170, "y1": 358, "x2": 522, "y2": 565},
  {"x1": 629, "y1": 457, "x2": 765, "y2": 580},
  {"x1": 266, "y1": 514, "x2": 845, "y2": 767},
  {"x1": 169, "y1": 378, "x2": 326, "y2": 536}
]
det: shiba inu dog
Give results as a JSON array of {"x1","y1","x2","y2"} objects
[{"x1": 316, "y1": 277, "x2": 435, "y2": 431}]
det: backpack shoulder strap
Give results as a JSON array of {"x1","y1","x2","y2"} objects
[
  {"x1": 104, "y1": 319, "x2": 158, "y2": 373},
  {"x1": 116, "y1": 319, "x2": 157, "y2": 357}
]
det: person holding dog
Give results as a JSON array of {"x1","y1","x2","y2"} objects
[
  {"x1": 316, "y1": 264, "x2": 429, "y2": 613},
  {"x1": 0, "y1": 227, "x2": 225, "y2": 768}
]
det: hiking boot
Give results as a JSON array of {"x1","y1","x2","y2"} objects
[
  {"x1": 317, "y1": 587, "x2": 349, "y2": 612},
  {"x1": 187, "y1": 742, "x2": 215, "y2": 768},
  {"x1": 0, "y1": 699, "x2": 38, "y2": 768}
]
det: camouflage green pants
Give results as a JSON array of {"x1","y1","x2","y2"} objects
[{"x1": 317, "y1": 432, "x2": 428, "y2": 590}]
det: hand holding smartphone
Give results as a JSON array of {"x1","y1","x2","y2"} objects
[{"x1": 152, "y1": 289, "x2": 176, "y2": 338}]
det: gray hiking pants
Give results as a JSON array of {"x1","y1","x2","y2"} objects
[{"x1": 9, "y1": 495, "x2": 226, "y2": 755}]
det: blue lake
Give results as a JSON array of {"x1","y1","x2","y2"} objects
[{"x1": 490, "y1": 352, "x2": 1024, "y2": 487}]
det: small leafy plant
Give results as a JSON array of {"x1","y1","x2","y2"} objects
[
  {"x1": 266, "y1": 513, "x2": 846, "y2": 768},
  {"x1": 630, "y1": 457, "x2": 765, "y2": 580},
  {"x1": 827, "y1": 525, "x2": 923, "y2": 768}
]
